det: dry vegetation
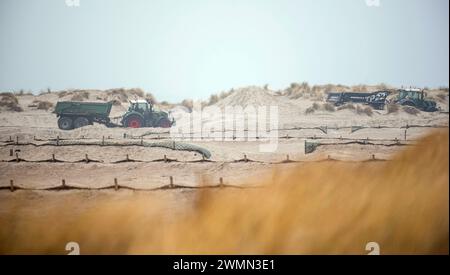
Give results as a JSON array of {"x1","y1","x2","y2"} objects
[
  {"x1": 107, "y1": 89, "x2": 129, "y2": 103},
  {"x1": 38, "y1": 88, "x2": 52, "y2": 95},
  {"x1": 403, "y1": 106, "x2": 420, "y2": 115},
  {"x1": 436, "y1": 93, "x2": 448, "y2": 102},
  {"x1": 180, "y1": 99, "x2": 194, "y2": 112},
  {"x1": 351, "y1": 84, "x2": 368, "y2": 92},
  {"x1": 316, "y1": 102, "x2": 375, "y2": 116},
  {"x1": 305, "y1": 102, "x2": 335, "y2": 114},
  {"x1": 285, "y1": 82, "x2": 324, "y2": 101},
  {"x1": 105, "y1": 88, "x2": 145, "y2": 103},
  {"x1": 29, "y1": 99, "x2": 54, "y2": 111},
  {"x1": 337, "y1": 103, "x2": 356, "y2": 111},
  {"x1": 305, "y1": 106, "x2": 315, "y2": 115},
  {"x1": 387, "y1": 104, "x2": 400, "y2": 114},
  {"x1": 36, "y1": 101, "x2": 54, "y2": 111},
  {"x1": 145, "y1": 93, "x2": 157, "y2": 105},
  {"x1": 70, "y1": 91, "x2": 90, "y2": 101},
  {"x1": 322, "y1": 102, "x2": 336, "y2": 112},
  {"x1": 14, "y1": 90, "x2": 33, "y2": 96},
  {"x1": 427, "y1": 88, "x2": 449, "y2": 103},
  {"x1": 207, "y1": 94, "x2": 220, "y2": 106},
  {"x1": 0, "y1": 130, "x2": 447, "y2": 254},
  {"x1": 0, "y1": 93, "x2": 23, "y2": 112},
  {"x1": 202, "y1": 89, "x2": 235, "y2": 106},
  {"x1": 58, "y1": 90, "x2": 72, "y2": 98},
  {"x1": 52, "y1": 88, "x2": 158, "y2": 105},
  {"x1": 356, "y1": 105, "x2": 373, "y2": 116}
]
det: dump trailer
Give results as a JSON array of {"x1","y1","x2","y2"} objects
[
  {"x1": 327, "y1": 91, "x2": 390, "y2": 110},
  {"x1": 54, "y1": 100, "x2": 174, "y2": 130},
  {"x1": 54, "y1": 101, "x2": 116, "y2": 130}
]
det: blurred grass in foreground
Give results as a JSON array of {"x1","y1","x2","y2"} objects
[{"x1": 0, "y1": 130, "x2": 448, "y2": 254}]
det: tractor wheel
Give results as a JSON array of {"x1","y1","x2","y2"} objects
[
  {"x1": 125, "y1": 116, "x2": 143, "y2": 128},
  {"x1": 158, "y1": 118, "x2": 172, "y2": 128},
  {"x1": 58, "y1": 117, "x2": 73, "y2": 130},
  {"x1": 73, "y1": 117, "x2": 90, "y2": 129}
]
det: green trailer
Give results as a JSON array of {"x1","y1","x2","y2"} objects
[{"x1": 54, "y1": 101, "x2": 114, "y2": 130}]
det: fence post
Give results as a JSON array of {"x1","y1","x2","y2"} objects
[
  {"x1": 102, "y1": 136, "x2": 105, "y2": 146},
  {"x1": 56, "y1": 136, "x2": 60, "y2": 146},
  {"x1": 10, "y1": 179, "x2": 14, "y2": 192},
  {"x1": 114, "y1": 178, "x2": 119, "y2": 191},
  {"x1": 126, "y1": 154, "x2": 129, "y2": 161},
  {"x1": 52, "y1": 154, "x2": 56, "y2": 162},
  {"x1": 85, "y1": 154, "x2": 89, "y2": 163},
  {"x1": 16, "y1": 136, "x2": 19, "y2": 145},
  {"x1": 15, "y1": 152, "x2": 19, "y2": 162},
  {"x1": 169, "y1": 176, "x2": 174, "y2": 188},
  {"x1": 62, "y1": 179, "x2": 66, "y2": 188},
  {"x1": 219, "y1": 177, "x2": 224, "y2": 188},
  {"x1": 244, "y1": 154, "x2": 248, "y2": 162},
  {"x1": 9, "y1": 149, "x2": 13, "y2": 157}
]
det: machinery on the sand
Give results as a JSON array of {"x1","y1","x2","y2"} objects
[{"x1": 54, "y1": 99, "x2": 174, "y2": 130}]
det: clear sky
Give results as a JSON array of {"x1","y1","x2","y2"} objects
[{"x1": 0, "y1": 0, "x2": 448, "y2": 102}]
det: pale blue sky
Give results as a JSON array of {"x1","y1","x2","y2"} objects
[{"x1": 0, "y1": 0, "x2": 448, "y2": 102}]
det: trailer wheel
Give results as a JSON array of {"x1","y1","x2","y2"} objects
[
  {"x1": 58, "y1": 117, "x2": 73, "y2": 130},
  {"x1": 158, "y1": 118, "x2": 172, "y2": 128},
  {"x1": 125, "y1": 116, "x2": 143, "y2": 128},
  {"x1": 74, "y1": 117, "x2": 90, "y2": 129}
]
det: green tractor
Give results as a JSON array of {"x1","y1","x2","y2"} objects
[
  {"x1": 121, "y1": 99, "x2": 174, "y2": 128},
  {"x1": 394, "y1": 89, "x2": 438, "y2": 112}
]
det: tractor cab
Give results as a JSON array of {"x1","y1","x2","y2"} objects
[
  {"x1": 128, "y1": 99, "x2": 153, "y2": 114},
  {"x1": 398, "y1": 89, "x2": 425, "y2": 101}
]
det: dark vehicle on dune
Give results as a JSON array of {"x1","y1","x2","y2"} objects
[
  {"x1": 326, "y1": 88, "x2": 439, "y2": 112},
  {"x1": 394, "y1": 89, "x2": 438, "y2": 112},
  {"x1": 327, "y1": 91, "x2": 391, "y2": 110}
]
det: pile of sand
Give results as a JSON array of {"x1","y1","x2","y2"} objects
[{"x1": 214, "y1": 86, "x2": 296, "y2": 109}]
